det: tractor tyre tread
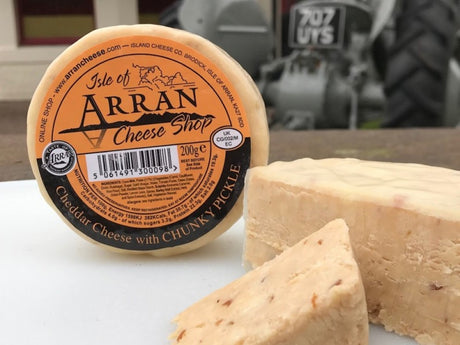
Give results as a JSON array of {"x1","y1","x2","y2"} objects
[{"x1": 383, "y1": 0, "x2": 459, "y2": 127}]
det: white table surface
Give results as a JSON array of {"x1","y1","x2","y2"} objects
[{"x1": 0, "y1": 180, "x2": 418, "y2": 345}]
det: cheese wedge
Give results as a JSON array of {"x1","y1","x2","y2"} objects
[
  {"x1": 171, "y1": 219, "x2": 368, "y2": 345},
  {"x1": 244, "y1": 158, "x2": 460, "y2": 345}
]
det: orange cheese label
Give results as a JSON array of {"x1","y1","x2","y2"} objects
[{"x1": 34, "y1": 36, "x2": 251, "y2": 250}]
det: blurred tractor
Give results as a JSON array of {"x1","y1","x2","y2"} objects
[
  {"x1": 260, "y1": 0, "x2": 460, "y2": 129},
  {"x1": 162, "y1": 0, "x2": 460, "y2": 129}
]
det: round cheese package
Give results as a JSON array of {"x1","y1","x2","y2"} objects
[{"x1": 27, "y1": 25, "x2": 269, "y2": 256}]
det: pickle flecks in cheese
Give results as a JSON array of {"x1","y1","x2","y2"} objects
[
  {"x1": 244, "y1": 158, "x2": 460, "y2": 345},
  {"x1": 27, "y1": 24, "x2": 268, "y2": 256},
  {"x1": 170, "y1": 219, "x2": 368, "y2": 345}
]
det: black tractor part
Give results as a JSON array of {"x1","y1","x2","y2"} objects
[{"x1": 384, "y1": 0, "x2": 460, "y2": 127}]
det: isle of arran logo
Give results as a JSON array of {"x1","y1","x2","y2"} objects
[
  {"x1": 59, "y1": 63, "x2": 216, "y2": 149},
  {"x1": 42, "y1": 141, "x2": 77, "y2": 176}
]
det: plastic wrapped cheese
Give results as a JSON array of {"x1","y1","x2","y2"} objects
[{"x1": 27, "y1": 25, "x2": 268, "y2": 256}]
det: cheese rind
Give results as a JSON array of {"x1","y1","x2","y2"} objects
[
  {"x1": 244, "y1": 158, "x2": 460, "y2": 345},
  {"x1": 171, "y1": 219, "x2": 368, "y2": 345}
]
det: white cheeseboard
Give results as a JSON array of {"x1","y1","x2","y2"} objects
[{"x1": 0, "y1": 180, "x2": 419, "y2": 345}]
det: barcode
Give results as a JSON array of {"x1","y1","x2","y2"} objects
[{"x1": 86, "y1": 145, "x2": 180, "y2": 182}]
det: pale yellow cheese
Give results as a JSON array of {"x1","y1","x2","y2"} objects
[
  {"x1": 244, "y1": 158, "x2": 460, "y2": 345},
  {"x1": 171, "y1": 219, "x2": 368, "y2": 345}
]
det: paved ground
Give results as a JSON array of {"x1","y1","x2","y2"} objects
[{"x1": 1, "y1": 100, "x2": 459, "y2": 182}]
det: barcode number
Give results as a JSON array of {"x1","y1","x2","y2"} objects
[{"x1": 86, "y1": 145, "x2": 180, "y2": 182}]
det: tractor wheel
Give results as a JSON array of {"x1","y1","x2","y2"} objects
[{"x1": 383, "y1": 0, "x2": 460, "y2": 127}]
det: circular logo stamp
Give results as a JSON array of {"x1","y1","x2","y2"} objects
[
  {"x1": 212, "y1": 128, "x2": 243, "y2": 150},
  {"x1": 42, "y1": 141, "x2": 77, "y2": 176}
]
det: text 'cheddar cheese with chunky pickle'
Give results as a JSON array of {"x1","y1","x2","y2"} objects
[{"x1": 27, "y1": 25, "x2": 269, "y2": 256}]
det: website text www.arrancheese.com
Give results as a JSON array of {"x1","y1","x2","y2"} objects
[{"x1": 54, "y1": 44, "x2": 122, "y2": 95}]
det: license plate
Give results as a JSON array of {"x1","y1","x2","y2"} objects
[{"x1": 289, "y1": 4, "x2": 345, "y2": 49}]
